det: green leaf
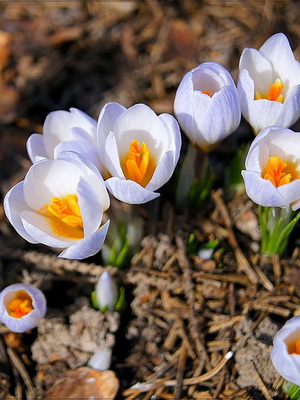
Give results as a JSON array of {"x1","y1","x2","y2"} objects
[
  {"x1": 91, "y1": 290, "x2": 99, "y2": 310},
  {"x1": 115, "y1": 286, "x2": 126, "y2": 312}
]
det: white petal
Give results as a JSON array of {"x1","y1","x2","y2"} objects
[
  {"x1": 59, "y1": 220, "x2": 110, "y2": 259},
  {"x1": 277, "y1": 180, "x2": 300, "y2": 210},
  {"x1": 4, "y1": 182, "x2": 38, "y2": 244},
  {"x1": 158, "y1": 113, "x2": 182, "y2": 165},
  {"x1": 146, "y1": 151, "x2": 175, "y2": 192},
  {"x1": 112, "y1": 104, "x2": 170, "y2": 161},
  {"x1": 242, "y1": 170, "x2": 289, "y2": 208},
  {"x1": 174, "y1": 70, "x2": 196, "y2": 142},
  {"x1": 244, "y1": 126, "x2": 286, "y2": 172},
  {"x1": 68, "y1": 107, "x2": 97, "y2": 141},
  {"x1": 104, "y1": 132, "x2": 125, "y2": 178},
  {"x1": 250, "y1": 99, "x2": 282, "y2": 134},
  {"x1": 199, "y1": 85, "x2": 240, "y2": 145},
  {"x1": 23, "y1": 159, "x2": 82, "y2": 210},
  {"x1": 275, "y1": 85, "x2": 300, "y2": 128},
  {"x1": 105, "y1": 177, "x2": 160, "y2": 204},
  {"x1": 26, "y1": 134, "x2": 47, "y2": 163},
  {"x1": 239, "y1": 48, "x2": 273, "y2": 93},
  {"x1": 97, "y1": 102, "x2": 126, "y2": 161},
  {"x1": 43, "y1": 109, "x2": 96, "y2": 158},
  {"x1": 57, "y1": 152, "x2": 110, "y2": 211},
  {"x1": 264, "y1": 33, "x2": 300, "y2": 91},
  {"x1": 54, "y1": 140, "x2": 102, "y2": 171},
  {"x1": 77, "y1": 177, "x2": 103, "y2": 237},
  {"x1": 238, "y1": 69, "x2": 256, "y2": 129},
  {"x1": 21, "y1": 211, "x2": 75, "y2": 247}
]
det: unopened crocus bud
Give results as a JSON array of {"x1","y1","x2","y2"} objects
[
  {"x1": 96, "y1": 272, "x2": 118, "y2": 311},
  {"x1": 0, "y1": 283, "x2": 46, "y2": 333},
  {"x1": 271, "y1": 316, "x2": 300, "y2": 385},
  {"x1": 87, "y1": 347, "x2": 112, "y2": 371},
  {"x1": 174, "y1": 61, "x2": 241, "y2": 152}
]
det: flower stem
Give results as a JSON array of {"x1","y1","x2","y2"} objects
[{"x1": 258, "y1": 206, "x2": 300, "y2": 256}]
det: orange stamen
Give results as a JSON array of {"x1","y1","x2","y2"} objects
[
  {"x1": 7, "y1": 291, "x2": 33, "y2": 318},
  {"x1": 255, "y1": 78, "x2": 285, "y2": 103},
  {"x1": 39, "y1": 194, "x2": 84, "y2": 239},
  {"x1": 263, "y1": 156, "x2": 293, "y2": 187},
  {"x1": 288, "y1": 338, "x2": 300, "y2": 354},
  {"x1": 202, "y1": 90, "x2": 212, "y2": 97},
  {"x1": 122, "y1": 140, "x2": 156, "y2": 187}
]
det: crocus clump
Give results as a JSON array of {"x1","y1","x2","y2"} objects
[
  {"x1": 238, "y1": 33, "x2": 300, "y2": 134},
  {"x1": 242, "y1": 126, "x2": 300, "y2": 210},
  {"x1": 4, "y1": 153, "x2": 110, "y2": 259},
  {"x1": 271, "y1": 316, "x2": 300, "y2": 385},
  {"x1": 174, "y1": 61, "x2": 241, "y2": 152},
  {"x1": 0, "y1": 283, "x2": 46, "y2": 333}
]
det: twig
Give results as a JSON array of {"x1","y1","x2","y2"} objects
[
  {"x1": 251, "y1": 360, "x2": 273, "y2": 399},
  {"x1": 212, "y1": 189, "x2": 259, "y2": 285},
  {"x1": 7, "y1": 347, "x2": 35, "y2": 399},
  {"x1": 173, "y1": 344, "x2": 187, "y2": 400}
]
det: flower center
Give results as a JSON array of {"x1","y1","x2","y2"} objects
[
  {"x1": 40, "y1": 194, "x2": 84, "y2": 239},
  {"x1": 263, "y1": 156, "x2": 298, "y2": 187},
  {"x1": 7, "y1": 291, "x2": 33, "y2": 318},
  {"x1": 202, "y1": 90, "x2": 212, "y2": 97},
  {"x1": 288, "y1": 338, "x2": 300, "y2": 354},
  {"x1": 255, "y1": 78, "x2": 285, "y2": 103},
  {"x1": 122, "y1": 140, "x2": 156, "y2": 187}
]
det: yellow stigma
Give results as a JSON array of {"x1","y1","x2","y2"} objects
[
  {"x1": 7, "y1": 291, "x2": 33, "y2": 318},
  {"x1": 40, "y1": 194, "x2": 84, "y2": 239},
  {"x1": 255, "y1": 78, "x2": 285, "y2": 103},
  {"x1": 263, "y1": 156, "x2": 298, "y2": 187},
  {"x1": 288, "y1": 338, "x2": 300, "y2": 354},
  {"x1": 122, "y1": 140, "x2": 156, "y2": 187}
]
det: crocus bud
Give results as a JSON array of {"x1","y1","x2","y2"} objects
[
  {"x1": 271, "y1": 316, "x2": 300, "y2": 385},
  {"x1": 87, "y1": 347, "x2": 112, "y2": 371},
  {"x1": 96, "y1": 272, "x2": 118, "y2": 311},
  {"x1": 0, "y1": 283, "x2": 46, "y2": 333},
  {"x1": 238, "y1": 33, "x2": 300, "y2": 134},
  {"x1": 174, "y1": 61, "x2": 241, "y2": 152}
]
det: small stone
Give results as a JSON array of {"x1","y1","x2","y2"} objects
[{"x1": 44, "y1": 367, "x2": 119, "y2": 399}]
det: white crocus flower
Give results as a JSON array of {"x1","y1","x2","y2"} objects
[
  {"x1": 242, "y1": 126, "x2": 300, "y2": 210},
  {"x1": 238, "y1": 33, "x2": 300, "y2": 134},
  {"x1": 271, "y1": 315, "x2": 300, "y2": 385},
  {"x1": 0, "y1": 283, "x2": 46, "y2": 333},
  {"x1": 96, "y1": 271, "x2": 118, "y2": 311},
  {"x1": 26, "y1": 108, "x2": 101, "y2": 168},
  {"x1": 4, "y1": 153, "x2": 110, "y2": 259},
  {"x1": 174, "y1": 62, "x2": 241, "y2": 152},
  {"x1": 96, "y1": 103, "x2": 181, "y2": 204}
]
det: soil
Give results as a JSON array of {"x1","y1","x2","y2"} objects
[{"x1": 0, "y1": 1, "x2": 300, "y2": 399}]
